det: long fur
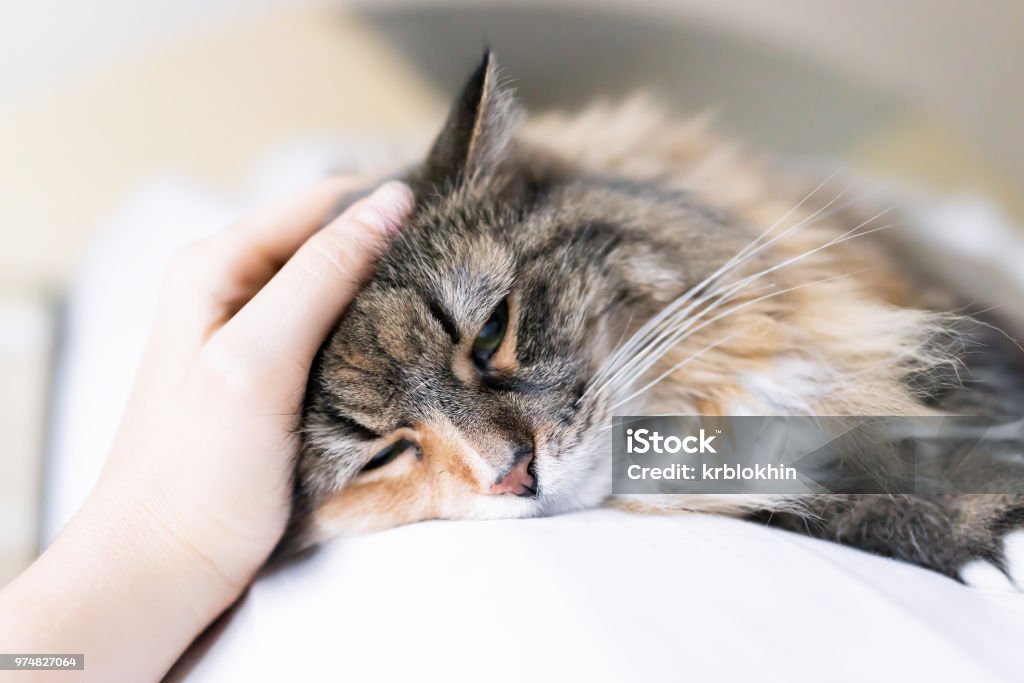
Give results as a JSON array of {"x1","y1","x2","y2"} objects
[{"x1": 277, "y1": 53, "x2": 1024, "y2": 585}]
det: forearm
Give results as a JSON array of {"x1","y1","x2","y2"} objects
[{"x1": 0, "y1": 484, "x2": 243, "y2": 682}]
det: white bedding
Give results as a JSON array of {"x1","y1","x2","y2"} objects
[
  {"x1": 172, "y1": 511, "x2": 1024, "y2": 683},
  {"x1": 46, "y1": 155, "x2": 1024, "y2": 682}
]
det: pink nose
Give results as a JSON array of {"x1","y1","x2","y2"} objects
[{"x1": 489, "y1": 452, "x2": 537, "y2": 497}]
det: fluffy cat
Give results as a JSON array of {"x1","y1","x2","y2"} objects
[{"x1": 282, "y1": 52, "x2": 1024, "y2": 584}]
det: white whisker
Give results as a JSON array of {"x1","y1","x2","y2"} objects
[
  {"x1": 607, "y1": 332, "x2": 741, "y2": 412},
  {"x1": 589, "y1": 214, "x2": 896, "y2": 402},
  {"x1": 585, "y1": 171, "x2": 845, "y2": 395},
  {"x1": 587, "y1": 183, "x2": 864, "y2": 397},
  {"x1": 603, "y1": 270, "x2": 866, "y2": 413}
]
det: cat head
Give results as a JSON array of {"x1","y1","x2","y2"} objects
[{"x1": 287, "y1": 52, "x2": 751, "y2": 547}]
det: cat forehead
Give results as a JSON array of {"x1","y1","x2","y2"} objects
[
  {"x1": 368, "y1": 196, "x2": 558, "y2": 312},
  {"x1": 367, "y1": 239, "x2": 515, "y2": 332}
]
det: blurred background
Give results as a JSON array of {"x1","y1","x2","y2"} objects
[{"x1": 1, "y1": 0, "x2": 1022, "y2": 583}]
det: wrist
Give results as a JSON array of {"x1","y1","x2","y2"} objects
[
  {"x1": 83, "y1": 475, "x2": 254, "y2": 612},
  {"x1": 0, "y1": 480, "x2": 250, "y2": 681}
]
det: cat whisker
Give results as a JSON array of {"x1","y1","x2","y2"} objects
[
  {"x1": 633, "y1": 207, "x2": 896, "y2": 354},
  {"x1": 596, "y1": 412, "x2": 697, "y2": 433},
  {"x1": 607, "y1": 332, "x2": 742, "y2": 412},
  {"x1": 587, "y1": 182, "x2": 863, "y2": 397},
  {"x1": 585, "y1": 171, "x2": 845, "y2": 394},
  {"x1": 602, "y1": 270, "x2": 865, "y2": 407},
  {"x1": 588, "y1": 213, "x2": 897, "y2": 402},
  {"x1": 603, "y1": 216, "x2": 896, "y2": 392}
]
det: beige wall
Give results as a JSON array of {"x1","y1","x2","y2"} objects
[
  {"x1": 2, "y1": 1, "x2": 1021, "y2": 293},
  {"x1": 409, "y1": 0, "x2": 1024, "y2": 184},
  {"x1": 0, "y1": 8, "x2": 445, "y2": 293}
]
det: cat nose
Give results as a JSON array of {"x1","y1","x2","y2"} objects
[{"x1": 489, "y1": 448, "x2": 536, "y2": 498}]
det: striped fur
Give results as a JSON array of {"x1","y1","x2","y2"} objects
[{"x1": 280, "y1": 53, "x2": 1024, "y2": 585}]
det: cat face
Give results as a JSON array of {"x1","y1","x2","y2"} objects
[
  {"x1": 299, "y1": 193, "x2": 614, "y2": 539},
  {"x1": 288, "y1": 52, "x2": 742, "y2": 547}
]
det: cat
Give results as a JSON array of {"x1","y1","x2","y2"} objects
[{"x1": 281, "y1": 51, "x2": 1024, "y2": 585}]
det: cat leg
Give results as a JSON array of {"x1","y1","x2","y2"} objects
[{"x1": 768, "y1": 494, "x2": 1024, "y2": 588}]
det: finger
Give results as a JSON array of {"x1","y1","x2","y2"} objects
[
  {"x1": 220, "y1": 176, "x2": 367, "y2": 267},
  {"x1": 212, "y1": 181, "x2": 415, "y2": 370},
  {"x1": 160, "y1": 176, "x2": 366, "y2": 340}
]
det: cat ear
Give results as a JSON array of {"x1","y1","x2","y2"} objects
[{"x1": 419, "y1": 50, "x2": 520, "y2": 190}]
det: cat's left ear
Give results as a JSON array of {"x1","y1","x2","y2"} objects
[{"x1": 418, "y1": 50, "x2": 520, "y2": 191}]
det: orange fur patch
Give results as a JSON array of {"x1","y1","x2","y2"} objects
[{"x1": 312, "y1": 417, "x2": 497, "y2": 538}]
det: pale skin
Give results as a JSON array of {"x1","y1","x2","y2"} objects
[{"x1": 0, "y1": 179, "x2": 415, "y2": 682}]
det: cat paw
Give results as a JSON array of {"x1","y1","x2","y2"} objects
[
  {"x1": 1003, "y1": 529, "x2": 1024, "y2": 588},
  {"x1": 960, "y1": 559, "x2": 1018, "y2": 591},
  {"x1": 959, "y1": 530, "x2": 1024, "y2": 591}
]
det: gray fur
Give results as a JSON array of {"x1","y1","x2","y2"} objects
[{"x1": 279, "y1": 53, "x2": 1024, "y2": 584}]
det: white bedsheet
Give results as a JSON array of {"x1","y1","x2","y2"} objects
[
  {"x1": 170, "y1": 511, "x2": 1024, "y2": 683},
  {"x1": 46, "y1": 161, "x2": 1024, "y2": 683}
]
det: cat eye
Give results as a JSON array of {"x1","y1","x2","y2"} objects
[
  {"x1": 471, "y1": 299, "x2": 509, "y2": 367},
  {"x1": 361, "y1": 438, "x2": 415, "y2": 473}
]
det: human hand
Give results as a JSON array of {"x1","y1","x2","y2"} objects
[
  {"x1": 100, "y1": 177, "x2": 413, "y2": 591},
  {"x1": 0, "y1": 178, "x2": 414, "y2": 681}
]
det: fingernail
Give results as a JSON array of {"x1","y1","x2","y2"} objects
[{"x1": 354, "y1": 181, "x2": 415, "y2": 234}]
